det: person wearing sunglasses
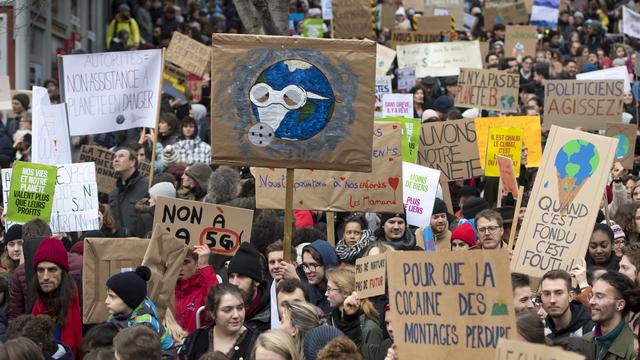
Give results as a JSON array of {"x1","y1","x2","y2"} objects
[{"x1": 474, "y1": 209, "x2": 505, "y2": 250}]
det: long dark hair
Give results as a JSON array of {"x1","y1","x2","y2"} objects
[{"x1": 31, "y1": 270, "x2": 76, "y2": 326}]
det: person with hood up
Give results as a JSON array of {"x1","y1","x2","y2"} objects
[
  {"x1": 369, "y1": 212, "x2": 422, "y2": 251},
  {"x1": 301, "y1": 240, "x2": 339, "y2": 314},
  {"x1": 105, "y1": 266, "x2": 175, "y2": 353},
  {"x1": 173, "y1": 116, "x2": 211, "y2": 165},
  {"x1": 394, "y1": 7, "x2": 411, "y2": 30},
  {"x1": 178, "y1": 163, "x2": 211, "y2": 201},
  {"x1": 227, "y1": 243, "x2": 271, "y2": 332}
]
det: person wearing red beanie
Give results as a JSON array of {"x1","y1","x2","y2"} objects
[
  {"x1": 450, "y1": 223, "x2": 477, "y2": 251},
  {"x1": 31, "y1": 237, "x2": 82, "y2": 358}
]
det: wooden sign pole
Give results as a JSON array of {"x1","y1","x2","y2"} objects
[
  {"x1": 327, "y1": 211, "x2": 335, "y2": 246},
  {"x1": 603, "y1": 190, "x2": 610, "y2": 225},
  {"x1": 497, "y1": 179, "x2": 503, "y2": 208},
  {"x1": 284, "y1": 168, "x2": 295, "y2": 263},
  {"x1": 507, "y1": 185, "x2": 524, "y2": 251}
]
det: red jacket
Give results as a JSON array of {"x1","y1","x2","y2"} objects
[{"x1": 174, "y1": 266, "x2": 219, "y2": 333}]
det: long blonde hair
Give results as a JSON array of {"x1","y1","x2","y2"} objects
[
  {"x1": 326, "y1": 266, "x2": 379, "y2": 321},
  {"x1": 250, "y1": 330, "x2": 301, "y2": 360},
  {"x1": 282, "y1": 301, "x2": 321, "y2": 354},
  {"x1": 162, "y1": 308, "x2": 187, "y2": 344}
]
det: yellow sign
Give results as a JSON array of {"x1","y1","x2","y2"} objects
[
  {"x1": 475, "y1": 116, "x2": 542, "y2": 168},
  {"x1": 485, "y1": 127, "x2": 523, "y2": 177}
]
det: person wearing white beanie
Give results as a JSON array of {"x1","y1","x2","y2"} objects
[{"x1": 148, "y1": 181, "x2": 176, "y2": 206}]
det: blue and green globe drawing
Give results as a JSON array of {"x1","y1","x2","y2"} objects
[
  {"x1": 500, "y1": 94, "x2": 516, "y2": 111},
  {"x1": 552, "y1": 140, "x2": 599, "y2": 208},
  {"x1": 613, "y1": 133, "x2": 631, "y2": 159}
]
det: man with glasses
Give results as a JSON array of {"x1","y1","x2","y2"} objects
[
  {"x1": 584, "y1": 271, "x2": 635, "y2": 359},
  {"x1": 475, "y1": 209, "x2": 504, "y2": 249},
  {"x1": 540, "y1": 270, "x2": 594, "y2": 340}
]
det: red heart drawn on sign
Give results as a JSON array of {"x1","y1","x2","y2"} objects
[
  {"x1": 388, "y1": 177, "x2": 399, "y2": 190},
  {"x1": 392, "y1": 124, "x2": 398, "y2": 129},
  {"x1": 340, "y1": 176, "x2": 346, "y2": 181},
  {"x1": 299, "y1": 200, "x2": 304, "y2": 205},
  {"x1": 268, "y1": 168, "x2": 275, "y2": 171},
  {"x1": 388, "y1": 157, "x2": 394, "y2": 161}
]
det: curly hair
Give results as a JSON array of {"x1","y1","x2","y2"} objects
[{"x1": 613, "y1": 202, "x2": 640, "y2": 243}]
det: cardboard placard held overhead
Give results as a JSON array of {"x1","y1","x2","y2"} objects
[
  {"x1": 511, "y1": 126, "x2": 617, "y2": 279},
  {"x1": 303, "y1": 19, "x2": 325, "y2": 38},
  {"x1": 484, "y1": 3, "x2": 530, "y2": 29},
  {"x1": 497, "y1": 155, "x2": 519, "y2": 198},
  {"x1": 505, "y1": 26, "x2": 538, "y2": 58},
  {"x1": 376, "y1": 43, "x2": 396, "y2": 76},
  {"x1": 387, "y1": 250, "x2": 516, "y2": 360},
  {"x1": 475, "y1": 116, "x2": 542, "y2": 168},
  {"x1": 485, "y1": 127, "x2": 524, "y2": 177},
  {"x1": 544, "y1": 80, "x2": 624, "y2": 130},
  {"x1": 31, "y1": 86, "x2": 73, "y2": 166},
  {"x1": 402, "y1": 162, "x2": 441, "y2": 228},
  {"x1": 165, "y1": 31, "x2": 212, "y2": 77},
  {"x1": 380, "y1": 3, "x2": 396, "y2": 31},
  {"x1": 391, "y1": 30, "x2": 442, "y2": 47},
  {"x1": 397, "y1": 41, "x2": 482, "y2": 78},
  {"x1": 397, "y1": 67, "x2": 416, "y2": 93},
  {"x1": 254, "y1": 122, "x2": 403, "y2": 212},
  {"x1": 382, "y1": 93, "x2": 413, "y2": 118},
  {"x1": 605, "y1": 123, "x2": 637, "y2": 169},
  {"x1": 82, "y1": 237, "x2": 150, "y2": 324},
  {"x1": 332, "y1": 0, "x2": 373, "y2": 39},
  {"x1": 455, "y1": 68, "x2": 520, "y2": 113},
  {"x1": 375, "y1": 76, "x2": 392, "y2": 117},
  {"x1": 417, "y1": 118, "x2": 483, "y2": 182},
  {"x1": 78, "y1": 145, "x2": 150, "y2": 194},
  {"x1": 576, "y1": 66, "x2": 631, "y2": 92},
  {"x1": 424, "y1": 0, "x2": 465, "y2": 31},
  {"x1": 355, "y1": 253, "x2": 387, "y2": 298},
  {"x1": 0, "y1": 75, "x2": 12, "y2": 110},
  {"x1": 163, "y1": 61, "x2": 187, "y2": 100},
  {"x1": 416, "y1": 16, "x2": 452, "y2": 33},
  {"x1": 403, "y1": 0, "x2": 424, "y2": 12},
  {"x1": 153, "y1": 197, "x2": 254, "y2": 255},
  {"x1": 6, "y1": 161, "x2": 57, "y2": 224},
  {"x1": 377, "y1": 117, "x2": 422, "y2": 163},
  {"x1": 210, "y1": 34, "x2": 376, "y2": 172},
  {"x1": 496, "y1": 339, "x2": 585, "y2": 360}
]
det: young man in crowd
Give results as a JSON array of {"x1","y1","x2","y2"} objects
[
  {"x1": 540, "y1": 270, "x2": 594, "y2": 339},
  {"x1": 512, "y1": 273, "x2": 535, "y2": 314},
  {"x1": 109, "y1": 147, "x2": 148, "y2": 237},
  {"x1": 265, "y1": 240, "x2": 299, "y2": 329}
]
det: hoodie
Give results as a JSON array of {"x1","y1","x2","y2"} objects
[
  {"x1": 175, "y1": 266, "x2": 219, "y2": 333},
  {"x1": 544, "y1": 300, "x2": 595, "y2": 340},
  {"x1": 303, "y1": 240, "x2": 339, "y2": 314}
]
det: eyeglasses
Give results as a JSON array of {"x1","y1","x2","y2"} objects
[
  {"x1": 588, "y1": 292, "x2": 621, "y2": 302},
  {"x1": 477, "y1": 225, "x2": 500, "y2": 234},
  {"x1": 249, "y1": 83, "x2": 328, "y2": 110},
  {"x1": 302, "y1": 263, "x2": 320, "y2": 272}
]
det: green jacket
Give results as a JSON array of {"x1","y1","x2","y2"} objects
[{"x1": 583, "y1": 324, "x2": 635, "y2": 360}]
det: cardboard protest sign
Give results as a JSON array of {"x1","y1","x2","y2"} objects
[
  {"x1": 485, "y1": 127, "x2": 523, "y2": 177},
  {"x1": 505, "y1": 26, "x2": 538, "y2": 58},
  {"x1": 387, "y1": 250, "x2": 516, "y2": 360},
  {"x1": 403, "y1": 0, "x2": 424, "y2": 12},
  {"x1": 484, "y1": 3, "x2": 529, "y2": 29},
  {"x1": 377, "y1": 117, "x2": 421, "y2": 163},
  {"x1": 424, "y1": 0, "x2": 464, "y2": 31},
  {"x1": 375, "y1": 76, "x2": 392, "y2": 118},
  {"x1": 7, "y1": 161, "x2": 57, "y2": 224},
  {"x1": 153, "y1": 197, "x2": 253, "y2": 255},
  {"x1": 0, "y1": 75, "x2": 12, "y2": 110},
  {"x1": 391, "y1": 30, "x2": 442, "y2": 47},
  {"x1": 455, "y1": 68, "x2": 519, "y2": 113},
  {"x1": 211, "y1": 34, "x2": 375, "y2": 172},
  {"x1": 355, "y1": 253, "x2": 386, "y2": 298},
  {"x1": 397, "y1": 67, "x2": 416, "y2": 93},
  {"x1": 78, "y1": 145, "x2": 150, "y2": 194},
  {"x1": 186, "y1": 74, "x2": 202, "y2": 102},
  {"x1": 4, "y1": 163, "x2": 100, "y2": 232},
  {"x1": 544, "y1": 80, "x2": 624, "y2": 130},
  {"x1": 403, "y1": 162, "x2": 441, "y2": 228},
  {"x1": 83, "y1": 237, "x2": 150, "y2": 323},
  {"x1": 576, "y1": 66, "x2": 631, "y2": 92},
  {"x1": 416, "y1": 16, "x2": 452, "y2": 33},
  {"x1": 497, "y1": 155, "x2": 519, "y2": 198},
  {"x1": 255, "y1": 122, "x2": 403, "y2": 212},
  {"x1": 397, "y1": 41, "x2": 483, "y2": 78},
  {"x1": 142, "y1": 225, "x2": 188, "y2": 320},
  {"x1": 417, "y1": 118, "x2": 483, "y2": 182},
  {"x1": 32, "y1": 86, "x2": 72, "y2": 165},
  {"x1": 61, "y1": 49, "x2": 162, "y2": 136},
  {"x1": 380, "y1": 3, "x2": 396, "y2": 31},
  {"x1": 475, "y1": 116, "x2": 542, "y2": 168},
  {"x1": 332, "y1": 0, "x2": 373, "y2": 39},
  {"x1": 163, "y1": 61, "x2": 187, "y2": 101},
  {"x1": 511, "y1": 126, "x2": 617, "y2": 279},
  {"x1": 303, "y1": 19, "x2": 325, "y2": 38},
  {"x1": 382, "y1": 94, "x2": 413, "y2": 118},
  {"x1": 376, "y1": 43, "x2": 396, "y2": 77},
  {"x1": 606, "y1": 123, "x2": 637, "y2": 169},
  {"x1": 165, "y1": 31, "x2": 212, "y2": 77},
  {"x1": 496, "y1": 339, "x2": 585, "y2": 360},
  {"x1": 623, "y1": 6, "x2": 640, "y2": 39}
]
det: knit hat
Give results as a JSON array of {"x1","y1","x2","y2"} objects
[
  {"x1": 4, "y1": 224, "x2": 22, "y2": 243},
  {"x1": 106, "y1": 266, "x2": 151, "y2": 310},
  {"x1": 497, "y1": 206, "x2": 515, "y2": 224},
  {"x1": 462, "y1": 197, "x2": 490, "y2": 219},
  {"x1": 304, "y1": 324, "x2": 345, "y2": 360},
  {"x1": 607, "y1": 222, "x2": 626, "y2": 240},
  {"x1": 432, "y1": 198, "x2": 448, "y2": 215},
  {"x1": 117, "y1": 3, "x2": 130, "y2": 13},
  {"x1": 33, "y1": 237, "x2": 69, "y2": 272},
  {"x1": 421, "y1": 109, "x2": 440, "y2": 122},
  {"x1": 12, "y1": 93, "x2": 29, "y2": 110},
  {"x1": 451, "y1": 223, "x2": 476, "y2": 248},
  {"x1": 462, "y1": 108, "x2": 481, "y2": 119},
  {"x1": 228, "y1": 243, "x2": 263, "y2": 283},
  {"x1": 162, "y1": 145, "x2": 178, "y2": 166},
  {"x1": 149, "y1": 181, "x2": 176, "y2": 199},
  {"x1": 379, "y1": 212, "x2": 406, "y2": 226},
  {"x1": 612, "y1": 58, "x2": 626, "y2": 67},
  {"x1": 433, "y1": 95, "x2": 454, "y2": 114},
  {"x1": 185, "y1": 163, "x2": 212, "y2": 189}
]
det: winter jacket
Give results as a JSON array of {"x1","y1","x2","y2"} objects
[
  {"x1": 174, "y1": 137, "x2": 211, "y2": 165},
  {"x1": 335, "y1": 229, "x2": 372, "y2": 265},
  {"x1": 328, "y1": 309, "x2": 383, "y2": 348},
  {"x1": 109, "y1": 170, "x2": 149, "y2": 237},
  {"x1": 245, "y1": 287, "x2": 271, "y2": 333},
  {"x1": 178, "y1": 325, "x2": 257, "y2": 360},
  {"x1": 584, "y1": 321, "x2": 635, "y2": 360},
  {"x1": 0, "y1": 309, "x2": 6, "y2": 342},
  {"x1": 368, "y1": 228, "x2": 423, "y2": 251},
  {"x1": 106, "y1": 17, "x2": 141, "y2": 47},
  {"x1": 48, "y1": 343, "x2": 74, "y2": 360},
  {"x1": 109, "y1": 297, "x2": 174, "y2": 352},
  {"x1": 361, "y1": 338, "x2": 393, "y2": 360},
  {"x1": 544, "y1": 300, "x2": 595, "y2": 340},
  {"x1": 174, "y1": 266, "x2": 219, "y2": 333},
  {"x1": 133, "y1": 198, "x2": 154, "y2": 238}
]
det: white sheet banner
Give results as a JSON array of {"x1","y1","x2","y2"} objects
[
  {"x1": 32, "y1": 86, "x2": 72, "y2": 165},
  {"x1": 62, "y1": 49, "x2": 162, "y2": 136}
]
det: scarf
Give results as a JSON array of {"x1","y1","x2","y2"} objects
[
  {"x1": 32, "y1": 288, "x2": 83, "y2": 359},
  {"x1": 594, "y1": 319, "x2": 625, "y2": 351},
  {"x1": 245, "y1": 288, "x2": 263, "y2": 320}
]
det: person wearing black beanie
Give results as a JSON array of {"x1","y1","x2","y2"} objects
[
  {"x1": 106, "y1": 266, "x2": 175, "y2": 352},
  {"x1": 228, "y1": 243, "x2": 271, "y2": 332},
  {"x1": 430, "y1": 198, "x2": 452, "y2": 250},
  {"x1": 1, "y1": 224, "x2": 23, "y2": 272},
  {"x1": 370, "y1": 212, "x2": 422, "y2": 251}
]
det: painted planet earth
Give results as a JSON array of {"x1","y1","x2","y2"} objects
[
  {"x1": 500, "y1": 94, "x2": 516, "y2": 111},
  {"x1": 554, "y1": 139, "x2": 599, "y2": 191},
  {"x1": 613, "y1": 133, "x2": 631, "y2": 159}
]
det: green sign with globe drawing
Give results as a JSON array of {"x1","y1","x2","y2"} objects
[
  {"x1": 605, "y1": 123, "x2": 636, "y2": 169},
  {"x1": 455, "y1": 68, "x2": 520, "y2": 113}
]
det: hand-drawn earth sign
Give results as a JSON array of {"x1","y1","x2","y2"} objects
[{"x1": 550, "y1": 140, "x2": 599, "y2": 212}]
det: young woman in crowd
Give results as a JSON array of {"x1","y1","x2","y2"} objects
[
  {"x1": 586, "y1": 223, "x2": 619, "y2": 272},
  {"x1": 0, "y1": 225, "x2": 22, "y2": 273},
  {"x1": 173, "y1": 116, "x2": 211, "y2": 165},
  {"x1": 335, "y1": 214, "x2": 372, "y2": 265},
  {"x1": 279, "y1": 301, "x2": 323, "y2": 356},
  {"x1": 250, "y1": 330, "x2": 301, "y2": 360}
]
